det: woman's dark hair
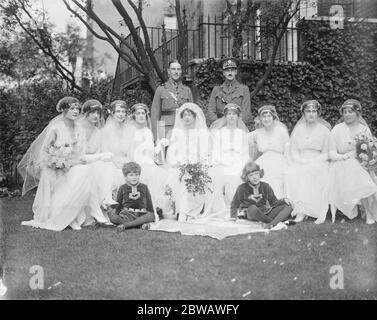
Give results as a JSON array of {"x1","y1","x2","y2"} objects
[
  {"x1": 180, "y1": 108, "x2": 197, "y2": 119},
  {"x1": 82, "y1": 99, "x2": 103, "y2": 115},
  {"x1": 241, "y1": 161, "x2": 264, "y2": 182},
  {"x1": 56, "y1": 96, "x2": 80, "y2": 112},
  {"x1": 131, "y1": 106, "x2": 148, "y2": 121}
]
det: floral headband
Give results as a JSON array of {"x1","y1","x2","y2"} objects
[
  {"x1": 300, "y1": 100, "x2": 321, "y2": 114},
  {"x1": 258, "y1": 105, "x2": 278, "y2": 119},
  {"x1": 56, "y1": 98, "x2": 81, "y2": 112},
  {"x1": 224, "y1": 103, "x2": 241, "y2": 114},
  {"x1": 110, "y1": 100, "x2": 127, "y2": 112},
  {"x1": 131, "y1": 103, "x2": 149, "y2": 114},
  {"x1": 339, "y1": 99, "x2": 362, "y2": 115}
]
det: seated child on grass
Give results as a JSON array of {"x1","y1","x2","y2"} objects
[
  {"x1": 108, "y1": 162, "x2": 155, "y2": 232},
  {"x1": 230, "y1": 161, "x2": 293, "y2": 229}
]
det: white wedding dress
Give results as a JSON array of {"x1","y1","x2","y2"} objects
[{"x1": 165, "y1": 104, "x2": 214, "y2": 221}]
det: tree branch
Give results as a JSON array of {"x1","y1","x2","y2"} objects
[
  {"x1": 250, "y1": 0, "x2": 301, "y2": 98},
  {"x1": 126, "y1": 0, "x2": 166, "y2": 82},
  {"x1": 69, "y1": 0, "x2": 141, "y2": 61},
  {"x1": 63, "y1": 0, "x2": 143, "y2": 73},
  {"x1": 11, "y1": 11, "x2": 82, "y2": 91}
]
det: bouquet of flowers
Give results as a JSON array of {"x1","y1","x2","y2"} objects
[
  {"x1": 47, "y1": 142, "x2": 77, "y2": 172},
  {"x1": 354, "y1": 132, "x2": 377, "y2": 172},
  {"x1": 178, "y1": 162, "x2": 212, "y2": 196}
]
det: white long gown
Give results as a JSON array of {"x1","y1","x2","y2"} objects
[
  {"x1": 210, "y1": 126, "x2": 250, "y2": 209},
  {"x1": 284, "y1": 122, "x2": 330, "y2": 223},
  {"x1": 125, "y1": 124, "x2": 168, "y2": 212},
  {"x1": 90, "y1": 117, "x2": 127, "y2": 203},
  {"x1": 249, "y1": 124, "x2": 289, "y2": 199},
  {"x1": 22, "y1": 121, "x2": 108, "y2": 231},
  {"x1": 329, "y1": 122, "x2": 377, "y2": 222},
  {"x1": 165, "y1": 117, "x2": 214, "y2": 221}
]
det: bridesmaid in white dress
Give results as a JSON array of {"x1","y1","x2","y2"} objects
[
  {"x1": 249, "y1": 105, "x2": 290, "y2": 199},
  {"x1": 284, "y1": 100, "x2": 331, "y2": 224},
  {"x1": 329, "y1": 99, "x2": 377, "y2": 224},
  {"x1": 97, "y1": 100, "x2": 129, "y2": 207},
  {"x1": 124, "y1": 103, "x2": 168, "y2": 213},
  {"x1": 78, "y1": 99, "x2": 104, "y2": 155},
  {"x1": 210, "y1": 103, "x2": 250, "y2": 209},
  {"x1": 165, "y1": 103, "x2": 213, "y2": 220},
  {"x1": 77, "y1": 99, "x2": 114, "y2": 226},
  {"x1": 18, "y1": 97, "x2": 109, "y2": 231}
]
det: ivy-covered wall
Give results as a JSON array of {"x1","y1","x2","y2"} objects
[{"x1": 194, "y1": 19, "x2": 377, "y2": 133}]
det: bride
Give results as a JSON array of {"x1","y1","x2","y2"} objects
[
  {"x1": 165, "y1": 102, "x2": 214, "y2": 221},
  {"x1": 18, "y1": 97, "x2": 109, "y2": 231}
]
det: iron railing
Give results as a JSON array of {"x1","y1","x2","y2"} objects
[{"x1": 115, "y1": 15, "x2": 300, "y2": 89}]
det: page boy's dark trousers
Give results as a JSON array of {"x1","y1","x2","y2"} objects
[{"x1": 246, "y1": 204, "x2": 293, "y2": 223}]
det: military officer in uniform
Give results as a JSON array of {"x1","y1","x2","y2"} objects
[
  {"x1": 151, "y1": 60, "x2": 193, "y2": 142},
  {"x1": 207, "y1": 57, "x2": 252, "y2": 127}
]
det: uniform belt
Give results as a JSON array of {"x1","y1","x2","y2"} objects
[{"x1": 161, "y1": 110, "x2": 176, "y2": 116}]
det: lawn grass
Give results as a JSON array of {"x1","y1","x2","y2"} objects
[{"x1": 1, "y1": 194, "x2": 376, "y2": 300}]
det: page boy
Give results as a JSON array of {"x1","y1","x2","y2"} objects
[
  {"x1": 230, "y1": 161, "x2": 293, "y2": 229},
  {"x1": 108, "y1": 162, "x2": 156, "y2": 232}
]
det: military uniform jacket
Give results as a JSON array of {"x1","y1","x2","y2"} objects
[
  {"x1": 207, "y1": 80, "x2": 252, "y2": 126},
  {"x1": 151, "y1": 79, "x2": 193, "y2": 140}
]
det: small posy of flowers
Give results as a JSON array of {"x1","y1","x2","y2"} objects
[
  {"x1": 354, "y1": 132, "x2": 377, "y2": 172},
  {"x1": 164, "y1": 184, "x2": 176, "y2": 214},
  {"x1": 178, "y1": 162, "x2": 212, "y2": 196},
  {"x1": 47, "y1": 142, "x2": 77, "y2": 172}
]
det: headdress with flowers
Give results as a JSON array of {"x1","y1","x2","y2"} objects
[
  {"x1": 338, "y1": 99, "x2": 370, "y2": 128},
  {"x1": 292, "y1": 99, "x2": 331, "y2": 132},
  {"x1": 56, "y1": 96, "x2": 80, "y2": 113},
  {"x1": 210, "y1": 103, "x2": 248, "y2": 132},
  {"x1": 254, "y1": 104, "x2": 287, "y2": 130},
  {"x1": 129, "y1": 103, "x2": 151, "y2": 129}
]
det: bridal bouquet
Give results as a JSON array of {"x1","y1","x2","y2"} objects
[
  {"x1": 354, "y1": 132, "x2": 377, "y2": 172},
  {"x1": 47, "y1": 142, "x2": 77, "y2": 172},
  {"x1": 178, "y1": 162, "x2": 212, "y2": 196}
]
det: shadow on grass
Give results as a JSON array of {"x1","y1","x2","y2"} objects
[{"x1": 1, "y1": 194, "x2": 377, "y2": 300}]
